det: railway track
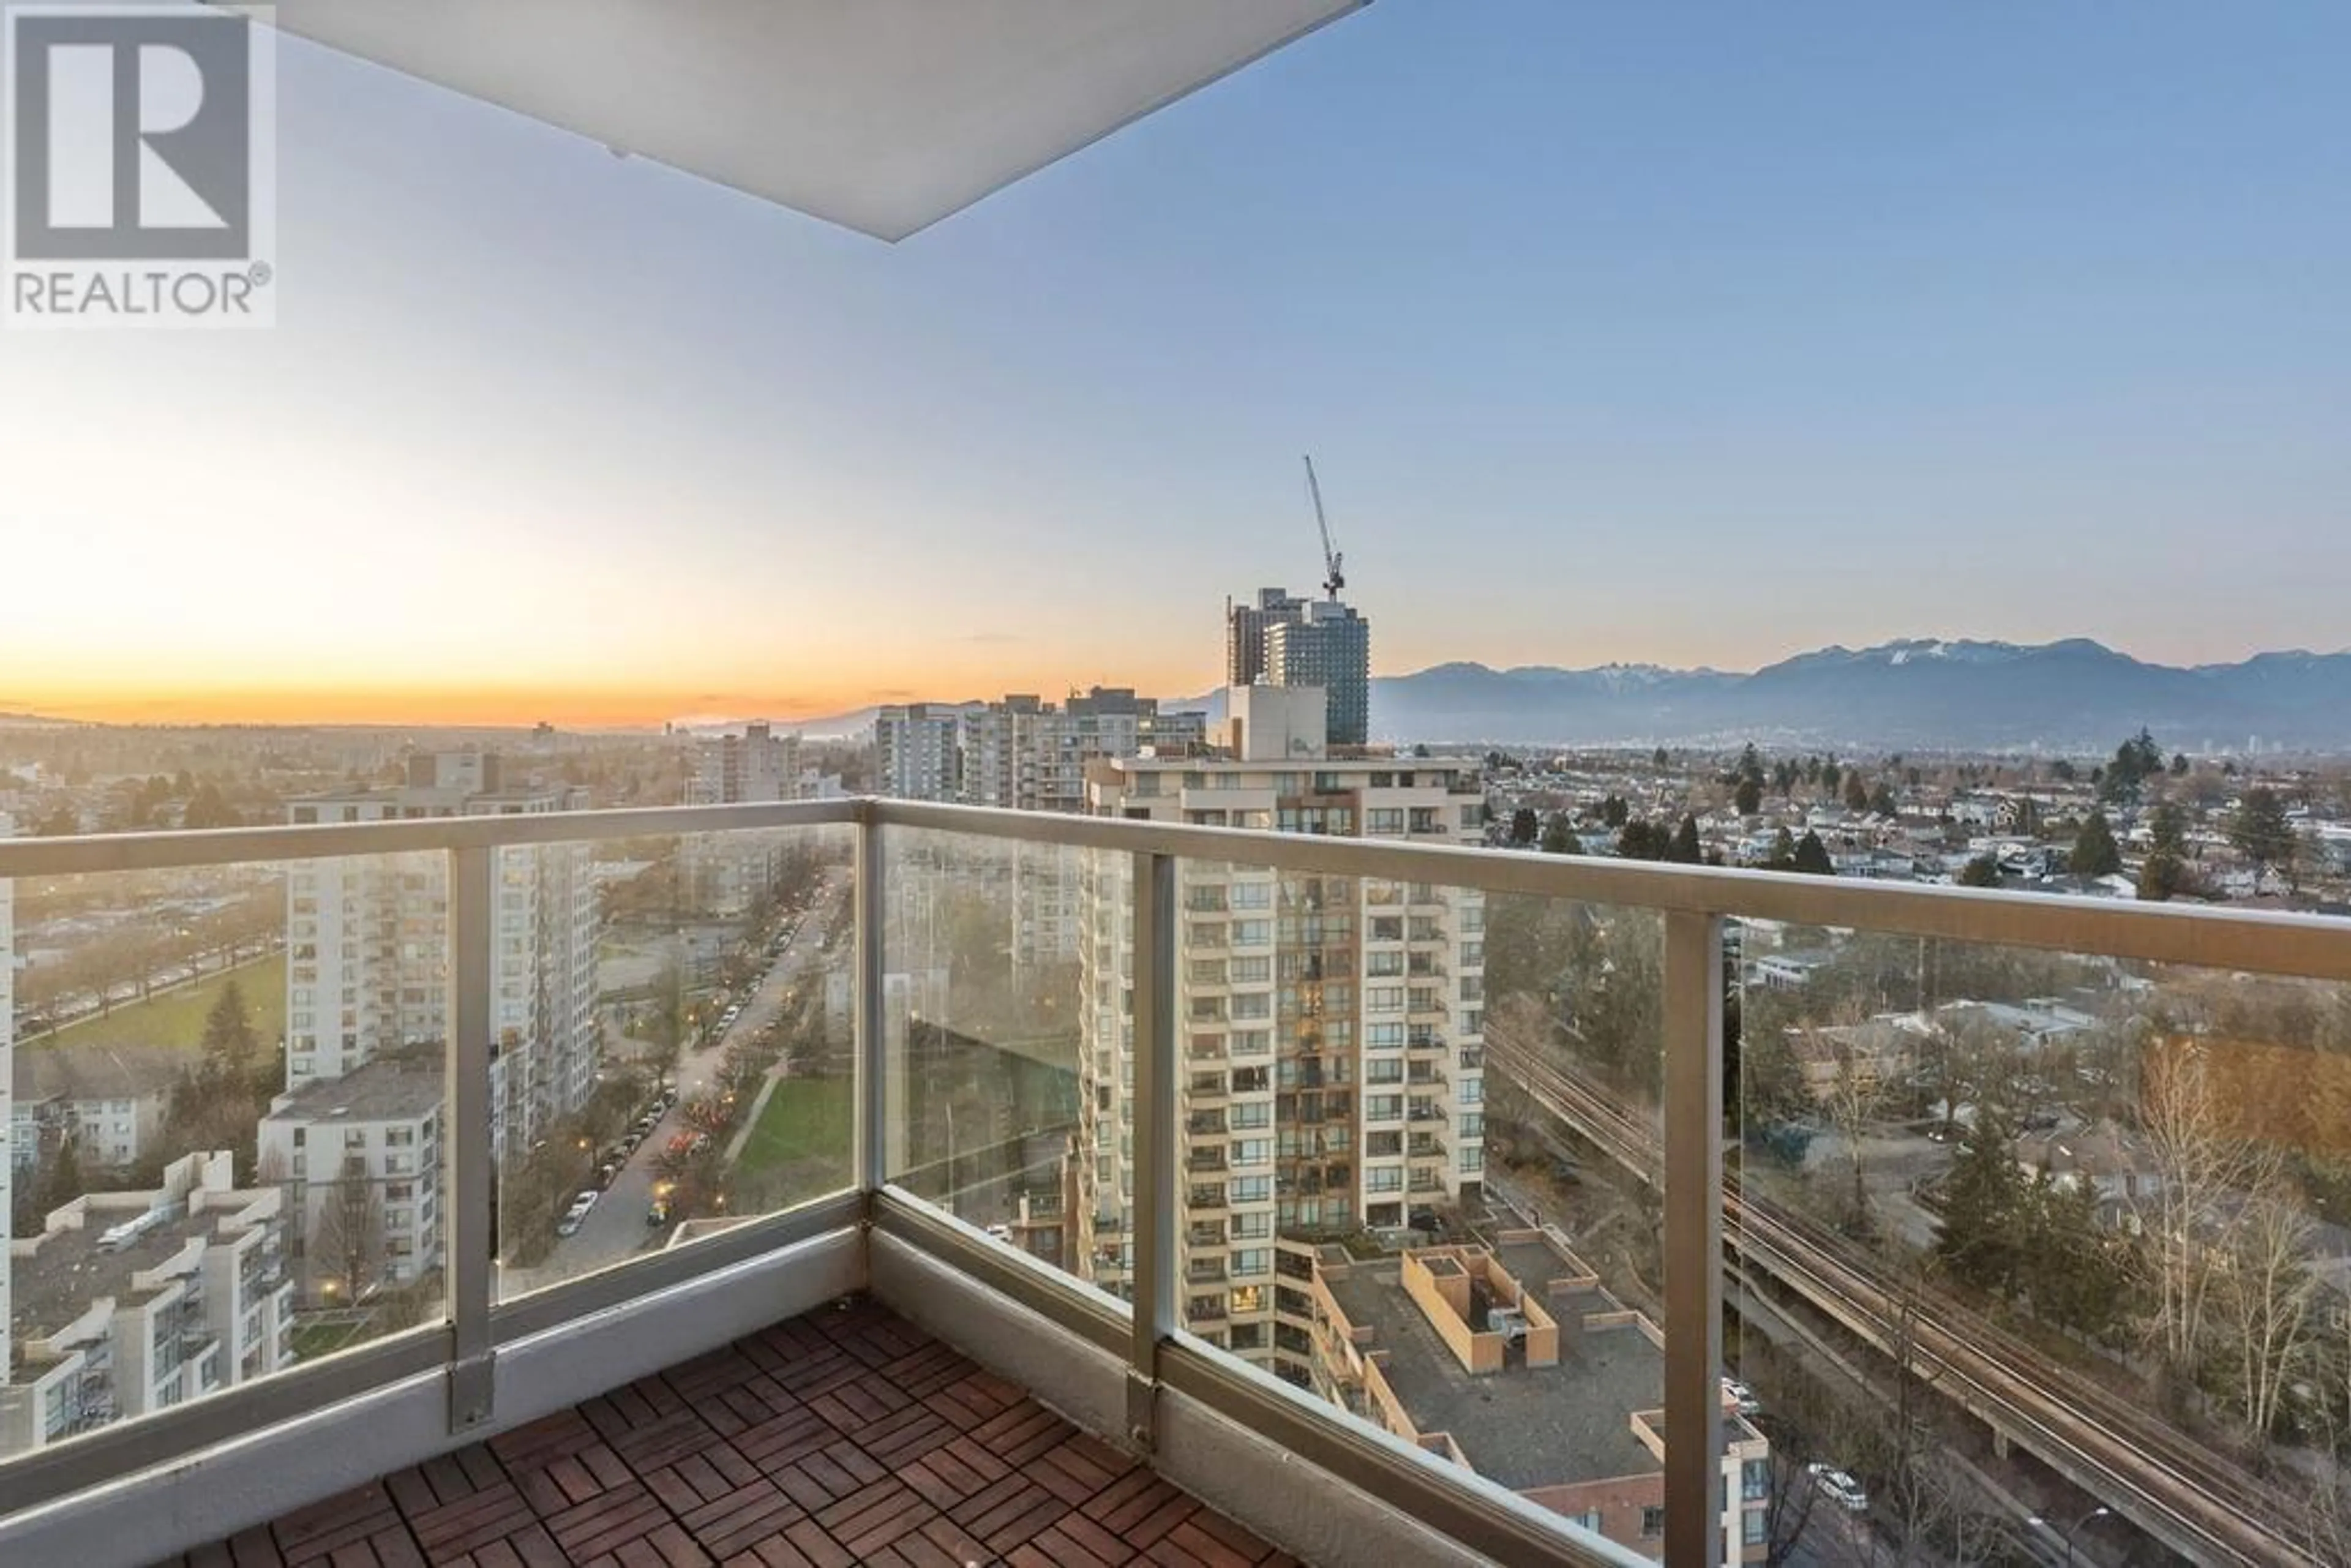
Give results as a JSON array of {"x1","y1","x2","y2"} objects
[{"x1": 1483, "y1": 1034, "x2": 2310, "y2": 1566}]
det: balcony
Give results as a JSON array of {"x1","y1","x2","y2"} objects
[{"x1": 4, "y1": 795, "x2": 2338, "y2": 1568}]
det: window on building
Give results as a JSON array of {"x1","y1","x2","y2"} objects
[{"x1": 1641, "y1": 1507, "x2": 1666, "y2": 1539}]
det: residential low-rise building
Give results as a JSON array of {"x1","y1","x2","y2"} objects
[
  {"x1": 256, "y1": 1058, "x2": 443, "y2": 1302},
  {"x1": 9, "y1": 1043, "x2": 179, "y2": 1174},
  {"x1": 1, "y1": 1150, "x2": 291, "y2": 1456}
]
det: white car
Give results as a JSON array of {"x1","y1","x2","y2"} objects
[
  {"x1": 557, "y1": 1191, "x2": 599, "y2": 1237},
  {"x1": 1807, "y1": 1463, "x2": 1868, "y2": 1512},
  {"x1": 1722, "y1": 1378, "x2": 1760, "y2": 1417}
]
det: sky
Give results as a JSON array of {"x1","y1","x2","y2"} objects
[{"x1": 3, "y1": 1, "x2": 2347, "y2": 728}]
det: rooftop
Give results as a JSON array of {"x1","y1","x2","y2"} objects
[
  {"x1": 264, "y1": 1059, "x2": 444, "y2": 1125},
  {"x1": 1324, "y1": 1250, "x2": 1663, "y2": 1493},
  {"x1": 12, "y1": 1041, "x2": 184, "y2": 1105},
  {"x1": 13, "y1": 1202, "x2": 212, "y2": 1350}
]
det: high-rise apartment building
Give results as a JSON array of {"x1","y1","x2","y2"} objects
[
  {"x1": 959, "y1": 688, "x2": 1205, "y2": 815},
  {"x1": 1075, "y1": 688, "x2": 1487, "y2": 1381},
  {"x1": 1266, "y1": 601, "x2": 1371, "y2": 748},
  {"x1": 283, "y1": 753, "x2": 596, "y2": 1153},
  {"x1": 874, "y1": 704, "x2": 964, "y2": 801},
  {"x1": 942, "y1": 690, "x2": 1207, "y2": 969},
  {"x1": 1224, "y1": 588, "x2": 1308, "y2": 687},
  {"x1": 1225, "y1": 588, "x2": 1371, "y2": 746},
  {"x1": 683, "y1": 722, "x2": 804, "y2": 915},
  {"x1": 686, "y1": 721, "x2": 801, "y2": 805}
]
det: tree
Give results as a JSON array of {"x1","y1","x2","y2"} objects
[
  {"x1": 1600, "y1": 793, "x2": 1629, "y2": 829},
  {"x1": 2050, "y1": 759, "x2": 2079, "y2": 783},
  {"x1": 1937, "y1": 1109, "x2": 2028, "y2": 1293},
  {"x1": 2136, "y1": 1044, "x2": 2268, "y2": 1387},
  {"x1": 2102, "y1": 728, "x2": 2166, "y2": 805},
  {"x1": 1766, "y1": 827, "x2": 1797, "y2": 872},
  {"x1": 1790, "y1": 831, "x2": 1834, "y2": 877},
  {"x1": 182, "y1": 782, "x2": 241, "y2": 830},
  {"x1": 2218, "y1": 1183, "x2": 2322, "y2": 1442},
  {"x1": 2071, "y1": 809, "x2": 2122, "y2": 879},
  {"x1": 2232, "y1": 787, "x2": 2296, "y2": 878},
  {"x1": 2172, "y1": 751, "x2": 2191, "y2": 776},
  {"x1": 1539, "y1": 815, "x2": 1578, "y2": 855},
  {"x1": 1733, "y1": 776, "x2": 1762, "y2": 816},
  {"x1": 32, "y1": 1133, "x2": 86, "y2": 1218},
  {"x1": 1507, "y1": 806, "x2": 1539, "y2": 846},
  {"x1": 2151, "y1": 800, "x2": 2188, "y2": 856},
  {"x1": 1616, "y1": 820, "x2": 1665, "y2": 860},
  {"x1": 1756, "y1": 1447, "x2": 1822, "y2": 1567},
  {"x1": 1958, "y1": 853, "x2": 2001, "y2": 888},
  {"x1": 1820, "y1": 757, "x2": 1842, "y2": 795},
  {"x1": 1842, "y1": 773, "x2": 1869, "y2": 813},
  {"x1": 2139, "y1": 851, "x2": 2188, "y2": 902},
  {"x1": 311, "y1": 1156, "x2": 384, "y2": 1303},
  {"x1": 201, "y1": 980, "x2": 261, "y2": 1082},
  {"x1": 1869, "y1": 780, "x2": 1898, "y2": 817},
  {"x1": 1652, "y1": 745, "x2": 1670, "y2": 768},
  {"x1": 1668, "y1": 814, "x2": 1703, "y2": 865}
]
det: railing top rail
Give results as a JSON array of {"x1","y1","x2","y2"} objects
[
  {"x1": 0, "y1": 798, "x2": 860, "y2": 877},
  {"x1": 1, "y1": 793, "x2": 2345, "y2": 983},
  {"x1": 872, "y1": 800, "x2": 2351, "y2": 984}
]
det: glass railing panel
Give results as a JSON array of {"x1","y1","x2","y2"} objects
[
  {"x1": 493, "y1": 825, "x2": 853, "y2": 1300},
  {"x1": 879, "y1": 827, "x2": 1109, "y2": 1300},
  {"x1": 1729, "y1": 921, "x2": 2347, "y2": 1565},
  {"x1": 1, "y1": 849, "x2": 439, "y2": 1461},
  {"x1": 1165, "y1": 853, "x2": 1676, "y2": 1562}
]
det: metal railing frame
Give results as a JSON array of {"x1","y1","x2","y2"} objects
[{"x1": 6, "y1": 797, "x2": 2351, "y2": 1565}]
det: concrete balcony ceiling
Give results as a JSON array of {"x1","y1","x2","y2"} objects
[{"x1": 263, "y1": 0, "x2": 1365, "y2": 239}]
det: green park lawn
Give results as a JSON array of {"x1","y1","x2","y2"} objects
[
  {"x1": 40, "y1": 952, "x2": 287, "y2": 1053},
  {"x1": 732, "y1": 1075, "x2": 852, "y2": 1184}
]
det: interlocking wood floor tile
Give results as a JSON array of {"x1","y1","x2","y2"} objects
[{"x1": 174, "y1": 1297, "x2": 1305, "y2": 1568}]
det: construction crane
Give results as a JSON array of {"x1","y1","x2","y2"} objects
[{"x1": 1303, "y1": 454, "x2": 1344, "y2": 600}]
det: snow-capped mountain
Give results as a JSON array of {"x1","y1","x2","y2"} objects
[{"x1": 1366, "y1": 639, "x2": 2351, "y2": 749}]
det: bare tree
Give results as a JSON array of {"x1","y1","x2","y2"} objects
[
  {"x1": 309, "y1": 1156, "x2": 383, "y2": 1303},
  {"x1": 2134, "y1": 1043, "x2": 2267, "y2": 1385},
  {"x1": 1809, "y1": 1008, "x2": 1891, "y2": 1237},
  {"x1": 1758, "y1": 1447, "x2": 1822, "y2": 1567},
  {"x1": 2220, "y1": 1181, "x2": 2322, "y2": 1445}
]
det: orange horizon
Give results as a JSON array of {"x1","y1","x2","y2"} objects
[{"x1": 0, "y1": 672, "x2": 1221, "y2": 731}]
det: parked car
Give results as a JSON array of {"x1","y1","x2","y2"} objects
[
  {"x1": 557, "y1": 1191, "x2": 599, "y2": 1237},
  {"x1": 1807, "y1": 1463, "x2": 1868, "y2": 1512},
  {"x1": 1722, "y1": 1378, "x2": 1760, "y2": 1418},
  {"x1": 647, "y1": 1196, "x2": 671, "y2": 1226}
]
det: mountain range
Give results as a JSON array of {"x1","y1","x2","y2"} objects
[
  {"x1": 742, "y1": 639, "x2": 2351, "y2": 752},
  {"x1": 1338, "y1": 639, "x2": 2351, "y2": 751}
]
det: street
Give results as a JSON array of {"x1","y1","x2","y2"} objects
[{"x1": 500, "y1": 874, "x2": 845, "y2": 1295}]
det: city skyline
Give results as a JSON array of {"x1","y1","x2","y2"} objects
[{"x1": 7, "y1": 1, "x2": 2349, "y2": 726}]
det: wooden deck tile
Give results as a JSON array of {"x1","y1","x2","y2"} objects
[{"x1": 174, "y1": 1297, "x2": 1306, "y2": 1568}]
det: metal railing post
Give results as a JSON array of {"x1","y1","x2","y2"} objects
[
  {"x1": 446, "y1": 844, "x2": 496, "y2": 1431},
  {"x1": 1662, "y1": 908, "x2": 1726, "y2": 1566},
  {"x1": 855, "y1": 806, "x2": 889, "y2": 1200},
  {"x1": 1127, "y1": 850, "x2": 1178, "y2": 1452}
]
